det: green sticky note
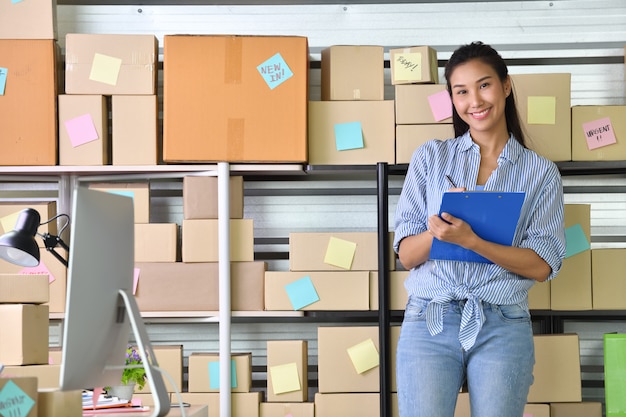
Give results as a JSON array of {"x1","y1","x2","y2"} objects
[
  {"x1": 565, "y1": 223, "x2": 590, "y2": 258},
  {"x1": 347, "y1": 338, "x2": 379, "y2": 374},
  {"x1": 208, "y1": 359, "x2": 237, "y2": 389},
  {"x1": 324, "y1": 236, "x2": 357, "y2": 269},
  {"x1": 527, "y1": 96, "x2": 556, "y2": 125}
]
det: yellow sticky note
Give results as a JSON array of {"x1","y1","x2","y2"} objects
[
  {"x1": 323, "y1": 236, "x2": 357, "y2": 269},
  {"x1": 269, "y1": 362, "x2": 301, "y2": 395},
  {"x1": 394, "y1": 52, "x2": 422, "y2": 82},
  {"x1": 89, "y1": 52, "x2": 122, "y2": 86},
  {"x1": 347, "y1": 338, "x2": 379, "y2": 374},
  {"x1": 0, "y1": 211, "x2": 20, "y2": 234},
  {"x1": 527, "y1": 96, "x2": 556, "y2": 125}
]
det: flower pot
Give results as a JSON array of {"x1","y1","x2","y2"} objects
[{"x1": 107, "y1": 383, "x2": 136, "y2": 401}]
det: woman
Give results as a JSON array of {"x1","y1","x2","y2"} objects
[{"x1": 393, "y1": 41, "x2": 566, "y2": 417}]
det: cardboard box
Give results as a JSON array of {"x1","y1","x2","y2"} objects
[
  {"x1": 163, "y1": 35, "x2": 308, "y2": 163},
  {"x1": 592, "y1": 248, "x2": 626, "y2": 309},
  {"x1": 88, "y1": 183, "x2": 150, "y2": 224},
  {"x1": 37, "y1": 389, "x2": 83, "y2": 417},
  {"x1": 510, "y1": 73, "x2": 572, "y2": 162},
  {"x1": 527, "y1": 334, "x2": 582, "y2": 403},
  {"x1": 0, "y1": 0, "x2": 57, "y2": 40},
  {"x1": 389, "y1": 46, "x2": 439, "y2": 85},
  {"x1": 183, "y1": 176, "x2": 244, "y2": 220},
  {"x1": 289, "y1": 232, "x2": 395, "y2": 272},
  {"x1": 135, "y1": 345, "x2": 183, "y2": 394},
  {"x1": 0, "y1": 202, "x2": 58, "y2": 239},
  {"x1": 0, "y1": 304, "x2": 49, "y2": 365},
  {"x1": 571, "y1": 105, "x2": 626, "y2": 161},
  {"x1": 48, "y1": 347, "x2": 63, "y2": 365},
  {"x1": 0, "y1": 274, "x2": 49, "y2": 304},
  {"x1": 550, "y1": 402, "x2": 602, "y2": 417},
  {"x1": 551, "y1": 204, "x2": 592, "y2": 310},
  {"x1": 3, "y1": 364, "x2": 61, "y2": 390},
  {"x1": 603, "y1": 333, "x2": 626, "y2": 417},
  {"x1": 178, "y1": 392, "x2": 261, "y2": 417},
  {"x1": 65, "y1": 34, "x2": 158, "y2": 95},
  {"x1": 0, "y1": 377, "x2": 38, "y2": 417},
  {"x1": 260, "y1": 402, "x2": 314, "y2": 417},
  {"x1": 135, "y1": 261, "x2": 265, "y2": 311},
  {"x1": 58, "y1": 94, "x2": 109, "y2": 166},
  {"x1": 187, "y1": 352, "x2": 252, "y2": 393},
  {"x1": 266, "y1": 340, "x2": 308, "y2": 402},
  {"x1": 528, "y1": 280, "x2": 551, "y2": 310},
  {"x1": 314, "y1": 393, "x2": 379, "y2": 417},
  {"x1": 321, "y1": 45, "x2": 384, "y2": 100},
  {"x1": 308, "y1": 100, "x2": 395, "y2": 165},
  {"x1": 135, "y1": 223, "x2": 178, "y2": 262},
  {"x1": 394, "y1": 84, "x2": 452, "y2": 124},
  {"x1": 317, "y1": 326, "x2": 379, "y2": 393},
  {"x1": 395, "y1": 124, "x2": 455, "y2": 164},
  {"x1": 369, "y1": 271, "x2": 408, "y2": 311},
  {"x1": 182, "y1": 219, "x2": 254, "y2": 263},
  {"x1": 112, "y1": 95, "x2": 159, "y2": 165},
  {"x1": 0, "y1": 40, "x2": 58, "y2": 166},
  {"x1": 264, "y1": 271, "x2": 370, "y2": 311}
]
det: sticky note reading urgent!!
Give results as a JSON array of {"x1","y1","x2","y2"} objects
[
  {"x1": 583, "y1": 117, "x2": 617, "y2": 150},
  {"x1": 394, "y1": 52, "x2": 422, "y2": 82},
  {"x1": 0, "y1": 380, "x2": 35, "y2": 417},
  {"x1": 257, "y1": 53, "x2": 293, "y2": 90},
  {"x1": 323, "y1": 236, "x2": 357, "y2": 269},
  {"x1": 527, "y1": 96, "x2": 556, "y2": 125},
  {"x1": 65, "y1": 113, "x2": 99, "y2": 147},
  {"x1": 89, "y1": 53, "x2": 122, "y2": 86},
  {"x1": 0, "y1": 67, "x2": 7, "y2": 95},
  {"x1": 347, "y1": 338, "x2": 379, "y2": 374},
  {"x1": 208, "y1": 359, "x2": 237, "y2": 389},
  {"x1": 285, "y1": 276, "x2": 320, "y2": 310},
  {"x1": 334, "y1": 121, "x2": 364, "y2": 151},
  {"x1": 269, "y1": 362, "x2": 301, "y2": 394},
  {"x1": 565, "y1": 223, "x2": 590, "y2": 258}
]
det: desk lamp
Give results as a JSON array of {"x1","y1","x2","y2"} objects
[{"x1": 0, "y1": 208, "x2": 70, "y2": 267}]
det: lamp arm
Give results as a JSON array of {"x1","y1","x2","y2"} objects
[{"x1": 40, "y1": 232, "x2": 69, "y2": 267}]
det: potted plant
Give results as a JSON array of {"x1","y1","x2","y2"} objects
[{"x1": 107, "y1": 345, "x2": 147, "y2": 401}]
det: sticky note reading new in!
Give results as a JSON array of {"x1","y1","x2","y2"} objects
[
  {"x1": 257, "y1": 53, "x2": 293, "y2": 90},
  {"x1": 347, "y1": 338, "x2": 379, "y2": 374},
  {"x1": 208, "y1": 359, "x2": 237, "y2": 389}
]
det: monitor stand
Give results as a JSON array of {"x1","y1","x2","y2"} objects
[{"x1": 117, "y1": 289, "x2": 171, "y2": 417}]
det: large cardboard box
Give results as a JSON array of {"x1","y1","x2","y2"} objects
[
  {"x1": 527, "y1": 334, "x2": 582, "y2": 403},
  {"x1": 551, "y1": 204, "x2": 592, "y2": 310},
  {"x1": 395, "y1": 124, "x2": 455, "y2": 164},
  {"x1": 0, "y1": 202, "x2": 58, "y2": 240},
  {"x1": 182, "y1": 219, "x2": 254, "y2": 263},
  {"x1": 178, "y1": 392, "x2": 261, "y2": 417},
  {"x1": 603, "y1": 333, "x2": 626, "y2": 417},
  {"x1": 187, "y1": 352, "x2": 252, "y2": 393},
  {"x1": 369, "y1": 271, "x2": 408, "y2": 311},
  {"x1": 0, "y1": 40, "x2": 58, "y2": 166},
  {"x1": 308, "y1": 100, "x2": 395, "y2": 165},
  {"x1": 289, "y1": 232, "x2": 395, "y2": 272},
  {"x1": 0, "y1": 377, "x2": 38, "y2": 417},
  {"x1": 571, "y1": 105, "x2": 626, "y2": 161},
  {"x1": 550, "y1": 402, "x2": 602, "y2": 417},
  {"x1": 1, "y1": 364, "x2": 60, "y2": 389},
  {"x1": 317, "y1": 326, "x2": 379, "y2": 393},
  {"x1": 0, "y1": 304, "x2": 49, "y2": 365},
  {"x1": 163, "y1": 35, "x2": 308, "y2": 163},
  {"x1": 321, "y1": 45, "x2": 384, "y2": 101},
  {"x1": 394, "y1": 84, "x2": 452, "y2": 124},
  {"x1": 58, "y1": 94, "x2": 109, "y2": 166},
  {"x1": 37, "y1": 389, "x2": 83, "y2": 417},
  {"x1": 389, "y1": 46, "x2": 439, "y2": 85},
  {"x1": 314, "y1": 393, "x2": 379, "y2": 417},
  {"x1": 65, "y1": 34, "x2": 158, "y2": 95},
  {"x1": 266, "y1": 340, "x2": 308, "y2": 402},
  {"x1": 183, "y1": 176, "x2": 244, "y2": 220},
  {"x1": 135, "y1": 261, "x2": 265, "y2": 311},
  {"x1": 265, "y1": 271, "x2": 370, "y2": 311},
  {"x1": 112, "y1": 95, "x2": 159, "y2": 166},
  {"x1": 88, "y1": 183, "x2": 150, "y2": 224},
  {"x1": 134, "y1": 345, "x2": 183, "y2": 394},
  {"x1": 135, "y1": 223, "x2": 178, "y2": 262},
  {"x1": 592, "y1": 248, "x2": 626, "y2": 309},
  {"x1": 0, "y1": 0, "x2": 57, "y2": 40},
  {"x1": 0, "y1": 274, "x2": 49, "y2": 304},
  {"x1": 260, "y1": 402, "x2": 314, "y2": 417},
  {"x1": 510, "y1": 73, "x2": 572, "y2": 162}
]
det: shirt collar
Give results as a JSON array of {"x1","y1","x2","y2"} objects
[{"x1": 459, "y1": 131, "x2": 524, "y2": 165}]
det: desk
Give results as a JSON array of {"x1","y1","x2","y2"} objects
[{"x1": 84, "y1": 405, "x2": 208, "y2": 417}]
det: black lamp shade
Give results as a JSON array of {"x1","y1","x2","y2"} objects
[{"x1": 0, "y1": 208, "x2": 41, "y2": 267}]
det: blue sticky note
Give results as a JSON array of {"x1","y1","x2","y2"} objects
[
  {"x1": 0, "y1": 67, "x2": 8, "y2": 95},
  {"x1": 12, "y1": 0, "x2": 24, "y2": 3},
  {"x1": 106, "y1": 190, "x2": 135, "y2": 200},
  {"x1": 257, "y1": 53, "x2": 293, "y2": 90},
  {"x1": 334, "y1": 122, "x2": 364, "y2": 151},
  {"x1": 285, "y1": 276, "x2": 320, "y2": 310},
  {"x1": 0, "y1": 380, "x2": 35, "y2": 417},
  {"x1": 565, "y1": 223, "x2": 590, "y2": 258},
  {"x1": 208, "y1": 359, "x2": 237, "y2": 390}
]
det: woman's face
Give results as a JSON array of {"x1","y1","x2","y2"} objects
[{"x1": 448, "y1": 58, "x2": 511, "y2": 140}]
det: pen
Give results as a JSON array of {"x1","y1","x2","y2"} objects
[{"x1": 445, "y1": 175, "x2": 457, "y2": 188}]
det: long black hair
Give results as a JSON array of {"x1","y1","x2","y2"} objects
[{"x1": 444, "y1": 41, "x2": 526, "y2": 147}]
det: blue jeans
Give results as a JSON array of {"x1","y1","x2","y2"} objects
[{"x1": 396, "y1": 298, "x2": 534, "y2": 417}]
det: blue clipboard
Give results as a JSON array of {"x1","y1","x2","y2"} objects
[{"x1": 430, "y1": 191, "x2": 526, "y2": 263}]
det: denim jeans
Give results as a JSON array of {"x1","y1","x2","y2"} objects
[{"x1": 396, "y1": 298, "x2": 534, "y2": 417}]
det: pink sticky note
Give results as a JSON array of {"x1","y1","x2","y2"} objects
[
  {"x1": 64, "y1": 113, "x2": 99, "y2": 147},
  {"x1": 427, "y1": 90, "x2": 453, "y2": 122},
  {"x1": 133, "y1": 268, "x2": 140, "y2": 295},
  {"x1": 583, "y1": 117, "x2": 617, "y2": 150},
  {"x1": 20, "y1": 260, "x2": 55, "y2": 283}
]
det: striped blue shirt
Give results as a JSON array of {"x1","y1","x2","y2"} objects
[{"x1": 394, "y1": 132, "x2": 566, "y2": 350}]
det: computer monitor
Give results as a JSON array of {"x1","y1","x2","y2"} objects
[{"x1": 59, "y1": 186, "x2": 170, "y2": 417}]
